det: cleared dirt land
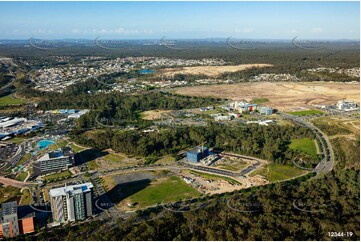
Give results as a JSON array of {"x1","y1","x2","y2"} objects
[
  {"x1": 175, "y1": 82, "x2": 360, "y2": 111},
  {"x1": 160, "y1": 64, "x2": 272, "y2": 77},
  {"x1": 141, "y1": 110, "x2": 171, "y2": 120}
]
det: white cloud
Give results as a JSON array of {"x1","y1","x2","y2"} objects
[
  {"x1": 234, "y1": 28, "x2": 254, "y2": 33},
  {"x1": 242, "y1": 28, "x2": 254, "y2": 33},
  {"x1": 71, "y1": 27, "x2": 152, "y2": 35},
  {"x1": 12, "y1": 29, "x2": 27, "y2": 34},
  {"x1": 30, "y1": 29, "x2": 53, "y2": 35},
  {"x1": 311, "y1": 27, "x2": 323, "y2": 33}
]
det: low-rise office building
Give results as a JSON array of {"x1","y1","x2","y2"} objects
[
  {"x1": 33, "y1": 147, "x2": 75, "y2": 176},
  {"x1": 186, "y1": 146, "x2": 209, "y2": 162},
  {"x1": 259, "y1": 106, "x2": 274, "y2": 115}
]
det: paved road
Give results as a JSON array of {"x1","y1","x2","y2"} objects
[
  {"x1": 10, "y1": 142, "x2": 26, "y2": 166},
  {"x1": 279, "y1": 112, "x2": 335, "y2": 175}
]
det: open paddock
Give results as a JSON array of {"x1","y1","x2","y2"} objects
[
  {"x1": 174, "y1": 82, "x2": 360, "y2": 111},
  {"x1": 160, "y1": 64, "x2": 273, "y2": 77}
]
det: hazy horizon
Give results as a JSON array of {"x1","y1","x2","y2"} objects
[{"x1": 0, "y1": 1, "x2": 359, "y2": 40}]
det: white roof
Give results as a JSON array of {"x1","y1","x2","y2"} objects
[
  {"x1": 49, "y1": 182, "x2": 93, "y2": 197},
  {"x1": 0, "y1": 118, "x2": 26, "y2": 128}
]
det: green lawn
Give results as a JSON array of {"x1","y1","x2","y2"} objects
[
  {"x1": 43, "y1": 170, "x2": 71, "y2": 181},
  {"x1": 289, "y1": 138, "x2": 318, "y2": 157},
  {"x1": 0, "y1": 186, "x2": 20, "y2": 203},
  {"x1": 258, "y1": 164, "x2": 307, "y2": 182},
  {"x1": 16, "y1": 171, "x2": 28, "y2": 182},
  {"x1": 16, "y1": 153, "x2": 31, "y2": 166},
  {"x1": 69, "y1": 143, "x2": 85, "y2": 153},
  {"x1": 155, "y1": 155, "x2": 176, "y2": 165},
  {"x1": 88, "y1": 160, "x2": 99, "y2": 170},
  {"x1": 288, "y1": 109, "x2": 324, "y2": 116},
  {"x1": 103, "y1": 153, "x2": 126, "y2": 163},
  {"x1": 251, "y1": 97, "x2": 269, "y2": 104},
  {"x1": 20, "y1": 189, "x2": 32, "y2": 205},
  {"x1": 120, "y1": 176, "x2": 201, "y2": 208},
  {"x1": 4, "y1": 137, "x2": 25, "y2": 145},
  {"x1": 0, "y1": 94, "x2": 27, "y2": 106},
  {"x1": 56, "y1": 139, "x2": 69, "y2": 148}
]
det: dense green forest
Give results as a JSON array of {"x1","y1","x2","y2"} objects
[
  {"x1": 70, "y1": 123, "x2": 317, "y2": 165},
  {"x1": 16, "y1": 85, "x2": 223, "y2": 113},
  {"x1": 0, "y1": 41, "x2": 359, "y2": 70}
]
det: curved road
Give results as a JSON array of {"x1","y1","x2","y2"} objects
[{"x1": 279, "y1": 112, "x2": 335, "y2": 175}]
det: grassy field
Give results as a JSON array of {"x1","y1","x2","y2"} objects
[
  {"x1": 69, "y1": 143, "x2": 86, "y2": 153},
  {"x1": 0, "y1": 186, "x2": 20, "y2": 203},
  {"x1": 88, "y1": 160, "x2": 99, "y2": 170},
  {"x1": 202, "y1": 109, "x2": 219, "y2": 115},
  {"x1": 56, "y1": 139, "x2": 69, "y2": 148},
  {"x1": 288, "y1": 109, "x2": 324, "y2": 116},
  {"x1": 189, "y1": 170, "x2": 241, "y2": 185},
  {"x1": 20, "y1": 189, "x2": 32, "y2": 205},
  {"x1": 251, "y1": 97, "x2": 269, "y2": 104},
  {"x1": 277, "y1": 119, "x2": 295, "y2": 127},
  {"x1": 155, "y1": 155, "x2": 176, "y2": 165},
  {"x1": 215, "y1": 165, "x2": 241, "y2": 171},
  {"x1": 0, "y1": 94, "x2": 27, "y2": 106},
  {"x1": 255, "y1": 164, "x2": 307, "y2": 182},
  {"x1": 15, "y1": 153, "x2": 31, "y2": 166},
  {"x1": 115, "y1": 176, "x2": 201, "y2": 209},
  {"x1": 4, "y1": 137, "x2": 25, "y2": 145},
  {"x1": 43, "y1": 170, "x2": 71, "y2": 181},
  {"x1": 16, "y1": 171, "x2": 28, "y2": 182},
  {"x1": 141, "y1": 110, "x2": 170, "y2": 120},
  {"x1": 102, "y1": 153, "x2": 126, "y2": 163},
  {"x1": 289, "y1": 138, "x2": 318, "y2": 157},
  {"x1": 312, "y1": 116, "x2": 360, "y2": 170},
  {"x1": 312, "y1": 116, "x2": 358, "y2": 136}
]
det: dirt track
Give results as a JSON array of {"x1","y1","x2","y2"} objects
[
  {"x1": 0, "y1": 176, "x2": 35, "y2": 188},
  {"x1": 174, "y1": 82, "x2": 360, "y2": 111}
]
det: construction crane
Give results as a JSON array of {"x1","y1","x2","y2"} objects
[{"x1": 199, "y1": 141, "x2": 207, "y2": 158}]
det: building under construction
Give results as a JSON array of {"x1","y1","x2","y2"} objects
[{"x1": 186, "y1": 146, "x2": 209, "y2": 162}]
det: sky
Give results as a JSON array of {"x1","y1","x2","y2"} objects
[{"x1": 0, "y1": 1, "x2": 359, "y2": 40}]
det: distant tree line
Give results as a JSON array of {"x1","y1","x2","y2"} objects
[{"x1": 1, "y1": 42, "x2": 359, "y2": 70}]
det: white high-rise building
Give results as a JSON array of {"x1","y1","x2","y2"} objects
[{"x1": 49, "y1": 183, "x2": 94, "y2": 223}]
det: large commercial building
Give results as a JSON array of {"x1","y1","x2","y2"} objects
[
  {"x1": 33, "y1": 147, "x2": 75, "y2": 176},
  {"x1": 0, "y1": 202, "x2": 35, "y2": 239},
  {"x1": 336, "y1": 100, "x2": 358, "y2": 111},
  {"x1": 186, "y1": 146, "x2": 209, "y2": 162},
  {"x1": 49, "y1": 183, "x2": 94, "y2": 223},
  {"x1": 232, "y1": 101, "x2": 258, "y2": 113}
]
